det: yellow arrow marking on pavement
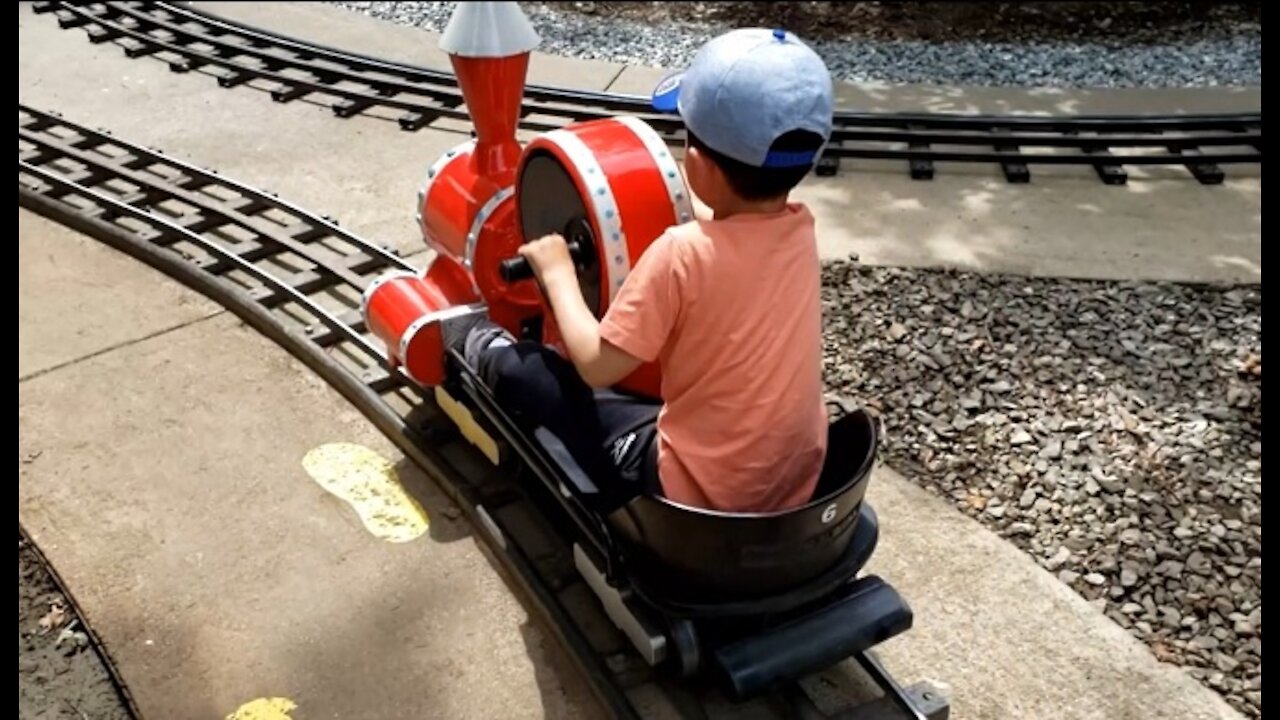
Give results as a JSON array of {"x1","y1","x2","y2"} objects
[
  {"x1": 225, "y1": 697, "x2": 297, "y2": 720},
  {"x1": 303, "y1": 443, "x2": 429, "y2": 543}
]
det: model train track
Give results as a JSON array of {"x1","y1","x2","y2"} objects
[
  {"x1": 34, "y1": 1, "x2": 1261, "y2": 186},
  {"x1": 17, "y1": 105, "x2": 948, "y2": 720}
]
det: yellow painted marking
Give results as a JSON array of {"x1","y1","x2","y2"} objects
[
  {"x1": 303, "y1": 443, "x2": 429, "y2": 543},
  {"x1": 435, "y1": 385, "x2": 501, "y2": 465},
  {"x1": 225, "y1": 697, "x2": 297, "y2": 720}
]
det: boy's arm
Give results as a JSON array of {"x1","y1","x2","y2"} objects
[{"x1": 520, "y1": 234, "x2": 642, "y2": 388}]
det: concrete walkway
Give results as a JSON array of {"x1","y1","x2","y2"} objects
[
  {"x1": 19, "y1": 211, "x2": 598, "y2": 719},
  {"x1": 17, "y1": 2, "x2": 1254, "y2": 718}
]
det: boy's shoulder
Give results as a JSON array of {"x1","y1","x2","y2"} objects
[{"x1": 665, "y1": 217, "x2": 707, "y2": 244}]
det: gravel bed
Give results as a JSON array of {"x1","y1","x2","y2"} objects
[
  {"x1": 820, "y1": 262, "x2": 1261, "y2": 717},
  {"x1": 334, "y1": 1, "x2": 1261, "y2": 88},
  {"x1": 19, "y1": 534, "x2": 133, "y2": 720}
]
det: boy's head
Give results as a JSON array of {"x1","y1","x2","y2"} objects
[{"x1": 652, "y1": 29, "x2": 833, "y2": 206}]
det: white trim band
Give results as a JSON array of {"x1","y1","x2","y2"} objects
[
  {"x1": 398, "y1": 302, "x2": 489, "y2": 384},
  {"x1": 613, "y1": 115, "x2": 694, "y2": 227},
  {"x1": 465, "y1": 185, "x2": 515, "y2": 271},
  {"x1": 542, "y1": 128, "x2": 630, "y2": 302}
]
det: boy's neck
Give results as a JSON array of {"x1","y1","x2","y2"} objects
[{"x1": 712, "y1": 195, "x2": 789, "y2": 220}]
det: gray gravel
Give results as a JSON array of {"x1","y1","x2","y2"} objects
[
  {"x1": 821, "y1": 262, "x2": 1261, "y2": 717},
  {"x1": 334, "y1": 1, "x2": 1261, "y2": 88}
]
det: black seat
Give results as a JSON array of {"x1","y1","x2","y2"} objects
[{"x1": 606, "y1": 410, "x2": 879, "y2": 602}]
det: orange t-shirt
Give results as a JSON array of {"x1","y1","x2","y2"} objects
[{"x1": 599, "y1": 203, "x2": 828, "y2": 513}]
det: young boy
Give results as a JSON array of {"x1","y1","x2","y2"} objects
[{"x1": 448, "y1": 28, "x2": 834, "y2": 513}]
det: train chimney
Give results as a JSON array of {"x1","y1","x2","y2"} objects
[{"x1": 439, "y1": 1, "x2": 540, "y2": 185}]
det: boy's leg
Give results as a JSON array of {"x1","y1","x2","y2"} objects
[
  {"x1": 468, "y1": 329, "x2": 618, "y2": 485},
  {"x1": 595, "y1": 392, "x2": 663, "y2": 497},
  {"x1": 446, "y1": 316, "x2": 660, "y2": 501}
]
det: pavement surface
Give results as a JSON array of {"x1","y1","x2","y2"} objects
[
  {"x1": 18, "y1": 211, "x2": 598, "y2": 720},
  {"x1": 17, "y1": 2, "x2": 1257, "y2": 719}
]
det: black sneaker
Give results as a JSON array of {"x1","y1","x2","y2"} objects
[{"x1": 441, "y1": 310, "x2": 514, "y2": 364}]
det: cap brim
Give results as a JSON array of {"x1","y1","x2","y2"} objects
[{"x1": 650, "y1": 70, "x2": 683, "y2": 113}]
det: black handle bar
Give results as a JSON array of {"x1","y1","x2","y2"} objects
[{"x1": 499, "y1": 239, "x2": 590, "y2": 283}]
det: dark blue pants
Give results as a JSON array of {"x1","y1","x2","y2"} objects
[{"x1": 476, "y1": 341, "x2": 661, "y2": 501}]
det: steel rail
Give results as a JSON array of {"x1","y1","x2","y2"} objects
[{"x1": 34, "y1": 1, "x2": 1261, "y2": 185}]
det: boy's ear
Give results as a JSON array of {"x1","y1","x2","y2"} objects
[
  {"x1": 685, "y1": 145, "x2": 718, "y2": 184},
  {"x1": 682, "y1": 144, "x2": 702, "y2": 182}
]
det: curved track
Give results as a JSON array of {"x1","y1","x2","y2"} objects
[
  {"x1": 18, "y1": 105, "x2": 949, "y2": 720},
  {"x1": 34, "y1": 1, "x2": 1262, "y2": 185}
]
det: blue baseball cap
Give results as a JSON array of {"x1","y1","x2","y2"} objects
[{"x1": 652, "y1": 28, "x2": 834, "y2": 169}]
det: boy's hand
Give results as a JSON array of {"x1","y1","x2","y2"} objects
[{"x1": 519, "y1": 233, "x2": 576, "y2": 287}]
